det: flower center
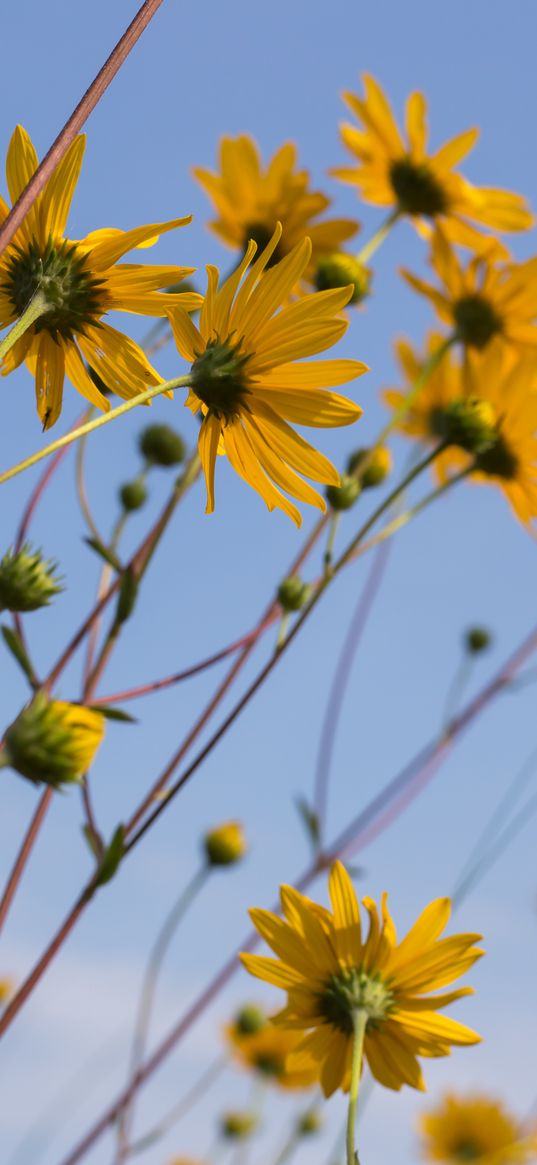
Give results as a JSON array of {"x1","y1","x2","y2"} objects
[
  {"x1": 318, "y1": 967, "x2": 394, "y2": 1034},
  {"x1": 475, "y1": 431, "x2": 519, "y2": 479},
  {"x1": 190, "y1": 337, "x2": 252, "y2": 421},
  {"x1": 3, "y1": 238, "x2": 106, "y2": 340},
  {"x1": 243, "y1": 222, "x2": 286, "y2": 268},
  {"x1": 452, "y1": 1140, "x2": 483, "y2": 1161},
  {"x1": 453, "y1": 294, "x2": 502, "y2": 349},
  {"x1": 389, "y1": 158, "x2": 447, "y2": 217}
]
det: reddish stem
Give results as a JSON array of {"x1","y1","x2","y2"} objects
[
  {"x1": 0, "y1": 788, "x2": 53, "y2": 934},
  {"x1": 0, "y1": 0, "x2": 165, "y2": 260}
]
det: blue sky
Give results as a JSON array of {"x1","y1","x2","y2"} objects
[{"x1": 1, "y1": 1, "x2": 537, "y2": 1162}]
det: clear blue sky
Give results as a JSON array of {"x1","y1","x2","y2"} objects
[{"x1": 1, "y1": 2, "x2": 537, "y2": 1163}]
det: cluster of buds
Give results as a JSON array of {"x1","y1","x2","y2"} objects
[{"x1": 326, "y1": 445, "x2": 392, "y2": 511}]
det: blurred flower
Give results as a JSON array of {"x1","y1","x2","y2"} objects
[
  {"x1": 347, "y1": 445, "x2": 392, "y2": 488},
  {"x1": 242, "y1": 861, "x2": 483, "y2": 1097},
  {"x1": 0, "y1": 543, "x2": 62, "y2": 612},
  {"x1": 168, "y1": 223, "x2": 365, "y2": 524},
  {"x1": 420, "y1": 1094, "x2": 537, "y2": 1164},
  {"x1": 314, "y1": 253, "x2": 371, "y2": 305},
  {"x1": 277, "y1": 577, "x2": 311, "y2": 612},
  {"x1": 402, "y1": 231, "x2": 537, "y2": 353},
  {"x1": 0, "y1": 978, "x2": 13, "y2": 1003},
  {"x1": 204, "y1": 821, "x2": 246, "y2": 866},
  {"x1": 331, "y1": 75, "x2": 532, "y2": 252},
  {"x1": 220, "y1": 1111, "x2": 258, "y2": 1139},
  {"x1": 193, "y1": 135, "x2": 359, "y2": 288},
  {"x1": 465, "y1": 628, "x2": 492, "y2": 654},
  {"x1": 226, "y1": 1008, "x2": 318, "y2": 1090},
  {"x1": 139, "y1": 423, "x2": 186, "y2": 467},
  {"x1": 1, "y1": 694, "x2": 105, "y2": 787},
  {"x1": 0, "y1": 126, "x2": 201, "y2": 427}
]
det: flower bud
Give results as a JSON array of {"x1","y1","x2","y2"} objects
[
  {"x1": 233, "y1": 1005, "x2": 267, "y2": 1035},
  {"x1": 277, "y1": 576, "x2": 311, "y2": 612},
  {"x1": 1, "y1": 693, "x2": 105, "y2": 788},
  {"x1": 0, "y1": 544, "x2": 62, "y2": 613},
  {"x1": 204, "y1": 821, "x2": 247, "y2": 866},
  {"x1": 221, "y1": 1111, "x2": 258, "y2": 1140},
  {"x1": 438, "y1": 398, "x2": 497, "y2": 454},
  {"x1": 315, "y1": 253, "x2": 371, "y2": 305},
  {"x1": 298, "y1": 1109, "x2": 322, "y2": 1136},
  {"x1": 465, "y1": 626, "x2": 492, "y2": 654},
  {"x1": 325, "y1": 475, "x2": 361, "y2": 511},
  {"x1": 119, "y1": 480, "x2": 147, "y2": 512},
  {"x1": 0, "y1": 978, "x2": 13, "y2": 1003},
  {"x1": 139, "y1": 424, "x2": 186, "y2": 467},
  {"x1": 347, "y1": 446, "x2": 392, "y2": 488}
]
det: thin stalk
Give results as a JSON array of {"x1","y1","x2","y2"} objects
[
  {"x1": 347, "y1": 467, "x2": 471, "y2": 563},
  {"x1": 356, "y1": 210, "x2": 400, "y2": 265},
  {"x1": 75, "y1": 410, "x2": 102, "y2": 543},
  {"x1": 126, "y1": 1054, "x2": 227, "y2": 1155},
  {"x1": 324, "y1": 512, "x2": 341, "y2": 577},
  {"x1": 0, "y1": 375, "x2": 191, "y2": 487},
  {"x1": 0, "y1": 788, "x2": 53, "y2": 934},
  {"x1": 346, "y1": 1009, "x2": 368, "y2": 1165},
  {"x1": 0, "y1": 289, "x2": 48, "y2": 362}
]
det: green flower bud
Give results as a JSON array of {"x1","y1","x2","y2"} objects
[
  {"x1": 465, "y1": 626, "x2": 492, "y2": 654},
  {"x1": 347, "y1": 446, "x2": 392, "y2": 488},
  {"x1": 315, "y1": 253, "x2": 371, "y2": 305},
  {"x1": 119, "y1": 480, "x2": 147, "y2": 512},
  {"x1": 221, "y1": 1111, "x2": 257, "y2": 1140},
  {"x1": 325, "y1": 474, "x2": 361, "y2": 511},
  {"x1": 277, "y1": 576, "x2": 311, "y2": 612},
  {"x1": 234, "y1": 1005, "x2": 267, "y2": 1035},
  {"x1": 436, "y1": 398, "x2": 498, "y2": 455},
  {"x1": 0, "y1": 544, "x2": 62, "y2": 613},
  {"x1": 1, "y1": 693, "x2": 105, "y2": 788},
  {"x1": 139, "y1": 424, "x2": 186, "y2": 467},
  {"x1": 298, "y1": 1109, "x2": 322, "y2": 1136},
  {"x1": 204, "y1": 821, "x2": 247, "y2": 866}
]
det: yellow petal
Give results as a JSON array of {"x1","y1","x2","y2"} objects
[
  {"x1": 63, "y1": 340, "x2": 111, "y2": 413},
  {"x1": 6, "y1": 125, "x2": 40, "y2": 244},
  {"x1": 35, "y1": 332, "x2": 65, "y2": 429},
  {"x1": 85, "y1": 216, "x2": 193, "y2": 269},
  {"x1": 40, "y1": 135, "x2": 85, "y2": 241},
  {"x1": 198, "y1": 414, "x2": 221, "y2": 513},
  {"x1": 406, "y1": 92, "x2": 428, "y2": 160}
]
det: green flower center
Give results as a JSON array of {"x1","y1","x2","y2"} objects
[
  {"x1": 432, "y1": 397, "x2": 499, "y2": 455},
  {"x1": 452, "y1": 1140, "x2": 483, "y2": 1161},
  {"x1": 190, "y1": 337, "x2": 251, "y2": 421},
  {"x1": 243, "y1": 222, "x2": 287, "y2": 268},
  {"x1": 453, "y1": 294, "x2": 502, "y2": 349},
  {"x1": 475, "y1": 432, "x2": 519, "y2": 479},
  {"x1": 318, "y1": 967, "x2": 394, "y2": 1034},
  {"x1": 3, "y1": 238, "x2": 106, "y2": 340},
  {"x1": 389, "y1": 158, "x2": 447, "y2": 217}
]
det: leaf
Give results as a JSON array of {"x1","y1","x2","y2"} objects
[
  {"x1": 94, "y1": 825, "x2": 125, "y2": 889},
  {"x1": 84, "y1": 537, "x2": 122, "y2": 572},
  {"x1": 82, "y1": 823, "x2": 104, "y2": 860},
  {"x1": 115, "y1": 567, "x2": 138, "y2": 626},
  {"x1": 1, "y1": 624, "x2": 35, "y2": 684},
  {"x1": 88, "y1": 705, "x2": 137, "y2": 724},
  {"x1": 295, "y1": 796, "x2": 320, "y2": 847}
]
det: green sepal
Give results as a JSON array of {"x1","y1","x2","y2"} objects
[
  {"x1": 82, "y1": 823, "x2": 104, "y2": 860},
  {"x1": 84, "y1": 537, "x2": 122, "y2": 571},
  {"x1": 1, "y1": 624, "x2": 35, "y2": 685},
  {"x1": 93, "y1": 825, "x2": 125, "y2": 889},
  {"x1": 116, "y1": 567, "x2": 138, "y2": 625},
  {"x1": 295, "y1": 796, "x2": 320, "y2": 847},
  {"x1": 88, "y1": 705, "x2": 137, "y2": 724}
]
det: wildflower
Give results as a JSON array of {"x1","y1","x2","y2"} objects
[
  {"x1": 226, "y1": 1008, "x2": 318, "y2": 1090},
  {"x1": 1, "y1": 693, "x2": 105, "y2": 787},
  {"x1": 402, "y1": 231, "x2": 537, "y2": 353},
  {"x1": 168, "y1": 224, "x2": 366, "y2": 524},
  {"x1": 242, "y1": 861, "x2": 482, "y2": 1097},
  {"x1": 0, "y1": 543, "x2": 62, "y2": 611},
  {"x1": 420, "y1": 1094, "x2": 537, "y2": 1164},
  {"x1": 0, "y1": 126, "x2": 201, "y2": 427},
  {"x1": 331, "y1": 75, "x2": 532, "y2": 251},
  {"x1": 204, "y1": 821, "x2": 246, "y2": 866},
  {"x1": 193, "y1": 135, "x2": 359, "y2": 287},
  {"x1": 221, "y1": 1111, "x2": 258, "y2": 1139}
]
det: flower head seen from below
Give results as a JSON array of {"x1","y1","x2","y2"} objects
[
  {"x1": 168, "y1": 224, "x2": 366, "y2": 524},
  {"x1": 420, "y1": 1094, "x2": 537, "y2": 1165},
  {"x1": 0, "y1": 126, "x2": 202, "y2": 428},
  {"x1": 225, "y1": 1005, "x2": 318, "y2": 1090},
  {"x1": 0, "y1": 542, "x2": 62, "y2": 612},
  {"x1": 1, "y1": 693, "x2": 105, "y2": 788},
  {"x1": 331, "y1": 75, "x2": 533, "y2": 252},
  {"x1": 241, "y1": 862, "x2": 483, "y2": 1097},
  {"x1": 402, "y1": 231, "x2": 537, "y2": 353},
  {"x1": 193, "y1": 135, "x2": 359, "y2": 288}
]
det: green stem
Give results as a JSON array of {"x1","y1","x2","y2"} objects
[
  {"x1": 356, "y1": 210, "x2": 400, "y2": 265},
  {"x1": 0, "y1": 289, "x2": 48, "y2": 363},
  {"x1": 324, "y1": 512, "x2": 341, "y2": 577},
  {"x1": 276, "y1": 612, "x2": 290, "y2": 649},
  {"x1": 346, "y1": 1009, "x2": 368, "y2": 1165},
  {"x1": 0, "y1": 374, "x2": 192, "y2": 487}
]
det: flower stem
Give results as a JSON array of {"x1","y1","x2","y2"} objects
[
  {"x1": 0, "y1": 375, "x2": 192, "y2": 488},
  {"x1": 0, "y1": 289, "x2": 48, "y2": 363},
  {"x1": 324, "y1": 512, "x2": 341, "y2": 577},
  {"x1": 356, "y1": 209, "x2": 400, "y2": 265},
  {"x1": 346, "y1": 1008, "x2": 368, "y2": 1165}
]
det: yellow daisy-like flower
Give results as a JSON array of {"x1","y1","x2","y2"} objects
[
  {"x1": 225, "y1": 1009, "x2": 318, "y2": 1090},
  {"x1": 384, "y1": 335, "x2": 537, "y2": 527},
  {"x1": 193, "y1": 135, "x2": 359, "y2": 286},
  {"x1": 331, "y1": 75, "x2": 533, "y2": 251},
  {"x1": 167, "y1": 224, "x2": 366, "y2": 525},
  {"x1": 0, "y1": 126, "x2": 202, "y2": 428},
  {"x1": 241, "y1": 862, "x2": 483, "y2": 1097},
  {"x1": 402, "y1": 231, "x2": 537, "y2": 353},
  {"x1": 420, "y1": 1094, "x2": 537, "y2": 1165}
]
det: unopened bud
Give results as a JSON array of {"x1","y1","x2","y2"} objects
[
  {"x1": 221, "y1": 1111, "x2": 257, "y2": 1139},
  {"x1": 347, "y1": 446, "x2": 392, "y2": 488},
  {"x1": 0, "y1": 544, "x2": 62, "y2": 613},
  {"x1": 298, "y1": 1109, "x2": 322, "y2": 1136},
  {"x1": 277, "y1": 576, "x2": 311, "y2": 612},
  {"x1": 139, "y1": 424, "x2": 186, "y2": 467},
  {"x1": 438, "y1": 398, "x2": 497, "y2": 454},
  {"x1": 119, "y1": 480, "x2": 147, "y2": 512},
  {"x1": 234, "y1": 1005, "x2": 267, "y2": 1035},
  {"x1": 204, "y1": 821, "x2": 247, "y2": 866},
  {"x1": 315, "y1": 253, "x2": 371, "y2": 305},
  {"x1": 325, "y1": 474, "x2": 361, "y2": 511},
  {"x1": 465, "y1": 627, "x2": 492, "y2": 654},
  {"x1": 1, "y1": 694, "x2": 105, "y2": 788}
]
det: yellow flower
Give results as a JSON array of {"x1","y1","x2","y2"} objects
[
  {"x1": 193, "y1": 135, "x2": 359, "y2": 286},
  {"x1": 241, "y1": 861, "x2": 483, "y2": 1097},
  {"x1": 331, "y1": 75, "x2": 532, "y2": 252},
  {"x1": 0, "y1": 978, "x2": 13, "y2": 1003},
  {"x1": 225, "y1": 1008, "x2": 318, "y2": 1090},
  {"x1": 402, "y1": 231, "x2": 537, "y2": 353},
  {"x1": 420, "y1": 1094, "x2": 537, "y2": 1164},
  {"x1": 1, "y1": 694, "x2": 105, "y2": 787},
  {"x1": 168, "y1": 224, "x2": 366, "y2": 524},
  {"x1": 384, "y1": 334, "x2": 537, "y2": 527},
  {"x1": 0, "y1": 126, "x2": 202, "y2": 428}
]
